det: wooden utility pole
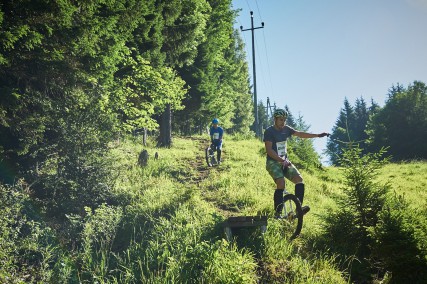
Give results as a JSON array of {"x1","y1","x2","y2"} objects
[
  {"x1": 240, "y1": 11, "x2": 264, "y2": 137},
  {"x1": 266, "y1": 97, "x2": 276, "y2": 125}
]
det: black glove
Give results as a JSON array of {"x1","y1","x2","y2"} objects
[{"x1": 317, "y1": 132, "x2": 330, "y2": 138}]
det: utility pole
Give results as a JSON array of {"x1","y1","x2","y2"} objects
[
  {"x1": 240, "y1": 11, "x2": 264, "y2": 137},
  {"x1": 266, "y1": 97, "x2": 276, "y2": 125}
]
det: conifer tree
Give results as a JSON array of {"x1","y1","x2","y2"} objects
[
  {"x1": 366, "y1": 81, "x2": 427, "y2": 160},
  {"x1": 327, "y1": 98, "x2": 355, "y2": 165}
]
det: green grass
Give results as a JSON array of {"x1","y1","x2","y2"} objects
[
  {"x1": 100, "y1": 135, "x2": 348, "y2": 283},
  {"x1": 175, "y1": 136, "x2": 347, "y2": 283},
  {"x1": 377, "y1": 161, "x2": 427, "y2": 207},
  {"x1": 2, "y1": 135, "x2": 426, "y2": 283}
]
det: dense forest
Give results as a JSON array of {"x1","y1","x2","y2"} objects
[
  {"x1": 1, "y1": 0, "x2": 253, "y2": 183},
  {"x1": 1, "y1": 0, "x2": 427, "y2": 283},
  {"x1": 326, "y1": 81, "x2": 427, "y2": 165},
  {"x1": 1, "y1": 0, "x2": 427, "y2": 183}
]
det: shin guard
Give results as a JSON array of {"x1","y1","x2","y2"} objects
[
  {"x1": 295, "y1": 183, "x2": 305, "y2": 205},
  {"x1": 274, "y1": 189, "x2": 284, "y2": 216}
]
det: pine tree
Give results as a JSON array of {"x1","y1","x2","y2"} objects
[
  {"x1": 327, "y1": 98, "x2": 355, "y2": 165},
  {"x1": 258, "y1": 100, "x2": 268, "y2": 131},
  {"x1": 367, "y1": 81, "x2": 427, "y2": 160}
]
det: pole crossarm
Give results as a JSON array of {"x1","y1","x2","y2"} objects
[
  {"x1": 240, "y1": 26, "x2": 264, "y2": 31},
  {"x1": 240, "y1": 11, "x2": 264, "y2": 137}
]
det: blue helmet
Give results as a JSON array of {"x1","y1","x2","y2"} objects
[{"x1": 212, "y1": 118, "x2": 219, "y2": 124}]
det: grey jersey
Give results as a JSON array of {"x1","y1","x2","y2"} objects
[{"x1": 263, "y1": 125, "x2": 296, "y2": 161}]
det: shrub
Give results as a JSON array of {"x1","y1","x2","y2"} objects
[
  {"x1": 79, "y1": 204, "x2": 123, "y2": 282},
  {"x1": 369, "y1": 194, "x2": 427, "y2": 283},
  {"x1": 321, "y1": 146, "x2": 390, "y2": 281},
  {"x1": 0, "y1": 180, "x2": 73, "y2": 283}
]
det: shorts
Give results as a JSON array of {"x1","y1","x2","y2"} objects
[
  {"x1": 211, "y1": 141, "x2": 222, "y2": 151},
  {"x1": 266, "y1": 159, "x2": 301, "y2": 181}
]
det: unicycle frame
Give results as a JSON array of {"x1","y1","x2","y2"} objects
[
  {"x1": 279, "y1": 192, "x2": 303, "y2": 240},
  {"x1": 276, "y1": 156, "x2": 304, "y2": 240},
  {"x1": 205, "y1": 145, "x2": 217, "y2": 167}
]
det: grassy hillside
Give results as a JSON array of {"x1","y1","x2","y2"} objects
[
  {"x1": 114, "y1": 135, "x2": 347, "y2": 283},
  {"x1": 1, "y1": 135, "x2": 426, "y2": 283},
  {"x1": 377, "y1": 161, "x2": 427, "y2": 206}
]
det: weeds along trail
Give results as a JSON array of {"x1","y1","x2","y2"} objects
[
  {"x1": 182, "y1": 136, "x2": 237, "y2": 218},
  {"x1": 184, "y1": 135, "x2": 227, "y2": 185}
]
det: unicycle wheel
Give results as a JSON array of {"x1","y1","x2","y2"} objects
[
  {"x1": 205, "y1": 147, "x2": 212, "y2": 167},
  {"x1": 278, "y1": 194, "x2": 303, "y2": 240}
]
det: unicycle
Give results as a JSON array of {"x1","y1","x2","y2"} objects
[
  {"x1": 276, "y1": 192, "x2": 303, "y2": 240},
  {"x1": 205, "y1": 145, "x2": 217, "y2": 167},
  {"x1": 275, "y1": 157, "x2": 304, "y2": 240}
]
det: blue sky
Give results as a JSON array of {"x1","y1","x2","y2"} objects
[{"x1": 232, "y1": 0, "x2": 427, "y2": 162}]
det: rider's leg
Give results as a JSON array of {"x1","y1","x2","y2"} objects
[
  {"x1": 290, "y1": 175, "x2": 310, "y2": 214},
  {"x1": 209, "y1": 144, "x2": 215, "y2": 155},
  {"x1": 274, "y1": 178, "x2": 285, "y2": 216},
  {"x1": 283, "y1": 163, "x2": 310, "y2": 215},
  {"x1": 285, "y1": 164, "x2": 308, "y2": 207},
  {"x1": 294, "y1": 182, "x2": 305, "y2": 205},
  {"x1": 284, "y1": 164, "x2": 304, "y2": 204},
  {"x1": 217, "y1": 143, "x2": 222, "y2": 162},
  {"x1": 290, "y1": 175, "x2": 304, "y2": 204},
  {"x1": 267, "y1": 159, "x2": 287, "y2": 216}
]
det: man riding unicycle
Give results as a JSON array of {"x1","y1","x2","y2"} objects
[
  {"x1": 209, "y1": 118, "x2": 223, "y2": 165},
  {"x1": 263, "y1": 109, "x2": 329, "y2": 217}
]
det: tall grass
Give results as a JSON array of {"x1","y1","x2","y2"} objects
[
  {"x1": 197, "y1": 136, "x2": 347, "y2": 283},
  {"x1": 1, "y1": 135, "x2": 426, "y2": 282},
  {"x1": 377, "y1": 161, "x2": 427, "y2": 207}
]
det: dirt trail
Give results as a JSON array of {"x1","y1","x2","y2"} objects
[
  {"x1": 183, "y1": 137, "x2": 273, "y2": 280},
  {"x1": 184, "y1": 136, "x2": 211, "y2": 185},
  {"x1": 183, "y1": 136, "x2": 236, "y2": 217}
]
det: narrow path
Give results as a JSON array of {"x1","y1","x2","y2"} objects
[
  {"x1": 184, "y1": 136, "x2": 211, "y2": 186},
  {"x1": 183, "y1": 136, "x2": 236, "y2": 217},
  {"x1": 182, "y1": 136, "x2": 271, "y2": 280}
]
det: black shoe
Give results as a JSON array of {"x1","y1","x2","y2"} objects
[
  {"x1": 294, "y1": 205, "x2": 310, "y2": 219},
  {"x1": 275, "y1": 205, "x2": 310, "y2": 220},
  {"x1": 301, "y1": 205, "x2": 310, "y2": 215}
]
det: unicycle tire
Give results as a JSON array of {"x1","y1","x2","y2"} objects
[
  {"x1": 205, "y1": 147, "x2": 212, "y2": 167},
  {"x1": 280, "y1": 194, "x2": 303, "y2": 240}
]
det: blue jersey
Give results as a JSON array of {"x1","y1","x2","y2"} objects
[{"x1": 210, "y1": 126, "x2": 223, "y2": 145}]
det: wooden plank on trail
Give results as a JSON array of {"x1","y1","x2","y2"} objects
[
  {"x1": 224, "y1": 216, "x2": 268, "y2": 227},
  {"x1": 223, "y1": 216, "x2": 268, "y2": 241}
]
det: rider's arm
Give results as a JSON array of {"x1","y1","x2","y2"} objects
[
  {"x1": 265, "y1": 141, "x2": 285, "y2": 163},
  {"x1": 293, "y1": 131, "x2": 329, "y2": 138}
]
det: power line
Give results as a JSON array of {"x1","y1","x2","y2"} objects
[
  {"x1": 235, "y1": 17, "x2": 251, "y2": 61},
  {"x1": 244, "y1": 0, "x2": 252, "y2": 11},
  {"x1": 254, "y1": 0, "x2": 263, "y2": 21},
  {"x1": 254, "y1": 31, "x2": 267, "y2": 97},
  {"x1": 261, "y1": 29, "x2": 275, "y2": 99},
  {"x1": 253, "y1": 0, "x2": 275, "y2": 102},
  {"x1": 241, "y1": 2, "x2": 275, "y2": 106}
]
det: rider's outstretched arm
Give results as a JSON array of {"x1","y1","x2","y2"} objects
[{"x1": 293, "y1": 131, "x2": 329, "y2": 139}]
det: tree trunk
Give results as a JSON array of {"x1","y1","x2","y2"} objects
[
  {"x1": 158, "y1": 104, "x2": 172, "y2": 147},
  {"x1": 143, "y1": 127, "x2": 147, "y2": 146}
]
